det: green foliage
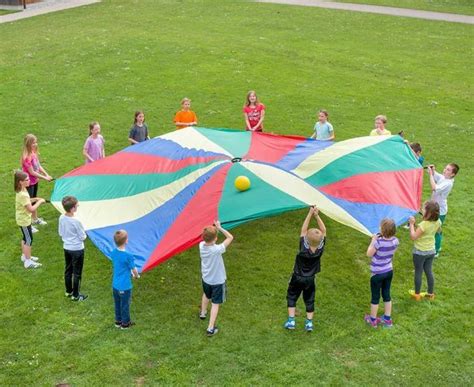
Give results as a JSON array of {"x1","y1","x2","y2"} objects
[
  {"x1": 0, "y1": 0, "x2": 472, "y2": 385},
  {"x1": 336, "y1": 0, "x2": 474, "y2": 15}
]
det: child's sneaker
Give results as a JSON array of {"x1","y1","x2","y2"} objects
[
  {"x1": 424, "y1": 293, "x2": 435, "y2": 301},
  {"x1": 31, "y1": 226, "x2": 39, "y2": 233},
  {"x1": 121, "y1": 321, "x2": 135, "y2": 329},
  {"x1": 21, "y1": 255, "x2": 39, "y2": 262},
  {"x1": 65, "y1": 292, "x2": 73, "y2": 298},
  {"x1": 32, "y1": 218, "x2": 47, "y2": 226},
  {"x1": 206, "y1": 327, "x2": 219, "y2": 336},
  {"x1": 304, "y1": 319, "x2": 314, "y2": 332},
  {"x1": 284, "y1": 318, "x2": 296, "y2": 330},
  {"x1": 114, "y1": 321, "x2": 122, "y2": 328},
  {"x1": 199, "y1": 311, "x2": 207, "y2": 320},
  {"x1": 409, "y1": 290, "x2": 425, "y2": 301},
  {"x1": 71, "y1": 294, "x2": 88, "y2": 302},
  {"x1": 364, "y1": 314, "x2": 379, "y2": 328},
  {"x1": 380, "y1": 317, "x2": 393, "y2": 328},
  {"x1": 403, "y1": 224, "x2": 410, "y2": 230},
  {"x1": 24, "y1": 259, "x2": 42, "y2": 269}
]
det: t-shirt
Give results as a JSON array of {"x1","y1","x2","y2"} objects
[
  {"x1": 84, "y1": 135, "x2": 105, "y2": 164},
  {"x1": 292, "y1": 236, "x2": 326, "y2": 277},
  {"x1": 129, "y1": 124, "x2": 149, "y2": 143},
  {"x1": 58, "y1": 214, "x2": 87, "y2": 251},
  {"x1": 371, "y1": 237, "x2": 399, "y2": 275},
  {"x1": 370, "y1": 128, "x2": 391, "y2": 136},
  {"x1": 174, "y1": 110, "x2": 198, "y2": 129},
  {"x1": 199, "y1": 241, "x2": 226, "y2": 285},
  {"x1": 243, "y1": 103, "x2": 265, "y2": 131},
  {"x1": 414, "y1": 220, "x2": 442, "y2": 252},
  {"x1": 314, "y1": 122, "x2": 334, "y2": 140},
  {"x1": 432, "y1": 172, "x2": 454, "y2": 215},
  {"x1": 22, "y1": 154, "x2": 40, "y2": 185},
  {"x1": 15, "y1": 190, "x2": 31, "y2": 227},
  {"x1": 111, "y1": 248, "x2": 136, "y2": 291}
]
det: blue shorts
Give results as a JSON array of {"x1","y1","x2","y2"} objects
[{"x1": 202, "y1": 280, "x2": 226, "y2": 304}]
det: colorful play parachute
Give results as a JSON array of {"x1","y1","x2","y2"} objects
[{"x1": 51, "y1": 128, "x2": 422, "y2": 272}]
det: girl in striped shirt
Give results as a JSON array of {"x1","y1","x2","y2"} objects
[{"x1": 365, "y1": 218, "x2": 399, "y2": 328}]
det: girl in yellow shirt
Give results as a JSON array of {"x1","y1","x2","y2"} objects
[{"x1": 408, "y1": 201, "x2": 442, "y2": 301}]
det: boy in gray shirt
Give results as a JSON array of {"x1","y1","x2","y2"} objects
[
  {"x1": 199, "y1": 221, "x2": 233, "y2": 336},
  {"x1": 58, "y1": 196, "x2": 87, "y2": 301}
]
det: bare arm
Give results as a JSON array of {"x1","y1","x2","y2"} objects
[
  {"x1": 408, "y1": 216, "x2": 424, "y2": 240},
  {"x1": 427, "y1": 167, "x2": 437, "y2": 191},
  {"x1": 313, "y1": 207, "x2": 326, "y2": 236},
  {"x1": 128, "y1": 137, "x2": 138, "y2": 145},
  {"x1": 366, "y1": 234, "x2": 378, "y2": 257},
  {"x1": 244, "y1": 113, "x2": 252, "y2": 130},
  {"x1": 83, "y1": 145, "x2": 94, "y2": 162},
  {"x1": 300, "y1": 207, "x2": 315, "y2": 237},
  {"x1": 132, "y1": 268, "x2": 140, "y2": 278},
  {"x1": 25, "y1": 198, "x2": 45, "y2": 213},
  {"x1": 215, "y1": 220, "x2": 233, "y2": 248},
  {"x1": 27, "y1": 165, "x2": 51, "y2": 181}
]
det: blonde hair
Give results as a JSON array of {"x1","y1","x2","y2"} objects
[
  {"x1": 306, "y1": 228, "x2": 323, "y2": 246},
  {"x1": 114, "y1": 229, "x2": 128, "y2": 247},
  {"x1": 202, "y1": 226, "x2": 218, "y2": 243},
  {"x1": 22, "y1": 134, "x2": 38, "y2": 161},
  {"x1": 375, "y1": 115, "x2": 387, "y2": 124},
  {"x1": 14, "y1": 170, "x2": 28, "y2": 193},
  {"x1": 181, "y1": 97, "x2": 191, "y2": 105},
  {"x1": 380, "y1": 218, "x2": 396, "y2": 238},
  {"x1": 245, "y1": 90, "x2": 260, "y2": 107}
]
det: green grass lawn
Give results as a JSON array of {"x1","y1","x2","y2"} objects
[
  {"x1": 0, "y1": 9, "x2": 19, "y2": 15},
  {"x1": 336, "y1": 0, "x2": 474, "y2": 15},
  {"x1": 1, "y1": 0, "x2": 473, "y2": 384}
]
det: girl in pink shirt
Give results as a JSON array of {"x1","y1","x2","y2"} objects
[
  {"x1": 83, "y1": 121, "x2": 105, "y2": 164},
  {"x1": 21, "y1": 134, "x2": 52, "y2": 228},
  {"x1": 243, "y1": 91, "x2": 265, "y2": 132}
]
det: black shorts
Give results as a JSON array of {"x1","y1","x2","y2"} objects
[
  {"x1": 27, "y1": 183, "x2": 38, "y2": 198},
  {"x1": 202, "y1": 280, "x2": 226, "y2": 304},
  {"x1": 19, "y1": 225, "x2": 33, "y2": 246},
  {"x1": 286, "y1": 274, "x2": 316, "y2": 312},
  {"x1": 370, "y1": 271, "x2": 393, "y2": 305}
]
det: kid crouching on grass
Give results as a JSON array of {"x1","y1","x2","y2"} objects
[
  {"x1": 284, "y1": 206, "x2": 326, "y2": 332},
  {"x1": 58, "y1": 196, "x2": 87, "y2": 301},
  {"x1": 111, "y1": 230, "x2": 139, "y2": 329},
  {"x1": 14, "y1": 170, "x2": 45, "y2": 269},
  {"x1": 199, "y1": 221, "x2": 234, "y2": 337},
  {"x1": 365, "y1": 219, "x2": 399, "y2": 328}
]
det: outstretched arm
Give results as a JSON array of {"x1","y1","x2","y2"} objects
[
  {"x1": 300, "y1": 207, "x2": 315, "y2": 237},
  {"x1": 215, "y1": 220, "x2": 234, "y2": 248},
  {"x1": 366, "y1": 234, "x2": 378, "y2": 257},
  {"x1": 313, "y1": 207, "x2": 326, "y2": 237}
]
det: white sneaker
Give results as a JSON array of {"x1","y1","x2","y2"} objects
[
  {"x1": 24, "y1": 259, "x2": 42, "y2": 269},
  {"x1": 31, "y1": 226, "x2": 39, "y2": 233},
  {"x1": 32, "y1": 218, "x2": 47, "y2": 226},
  {"x1": 21, "y1": 255, "x2": 39, "y2": 262},
  {"x1": 403, "y1": 224, "x2": 410, "y2": 230}
]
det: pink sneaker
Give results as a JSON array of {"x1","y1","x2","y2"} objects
[{"x1": 364, "y1": 314, "x2": 380, "y2": 328}]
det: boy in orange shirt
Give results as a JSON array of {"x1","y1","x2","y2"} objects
[{"x1": 174, "y1": 98, "x2": 198, "y2": 129}]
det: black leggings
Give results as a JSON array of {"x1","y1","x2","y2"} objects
[
  {"x1": 370, "y1": 271, "x2": 393, "y2": 305},
  {"x1": 286, "y1": 274, "x2": 316, "y2": 312},
  {"x1": 413, "y1": 253, "x2": 435, "y2": 294}
]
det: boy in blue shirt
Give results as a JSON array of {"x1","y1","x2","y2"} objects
[{"x1": 111, "y1": 230, "x2": 139, "y2": 329}]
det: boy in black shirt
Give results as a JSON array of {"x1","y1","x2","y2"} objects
[{"x1": 284, "y1": 206, "x2": 326, "y2": 332}]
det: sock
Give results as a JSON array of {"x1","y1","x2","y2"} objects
[
  {"x1": 370, "y1": 316, "x2": 377, "y2": 322},
  {"x1": 383, "y1": 315, "x2": 391, "y2": 321}
]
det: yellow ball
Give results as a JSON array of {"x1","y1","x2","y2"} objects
[{"x1": 234, "y1": 175, "x2": 251, "y2": 192}]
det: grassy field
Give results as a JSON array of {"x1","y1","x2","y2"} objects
[
  {"x1": 336, "y1": 0, "x2": 474, "y2": 15},
  {"x1": 0, "y1": 0, "x2": 473, "y2": 385}
]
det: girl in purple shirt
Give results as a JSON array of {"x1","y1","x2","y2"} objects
[
  {"x1": 365, "y1": 218, "x2": 399, "y2": 328},
  {"x1": 83, "y1": 121, "x2": 105, "y2": 164}
]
